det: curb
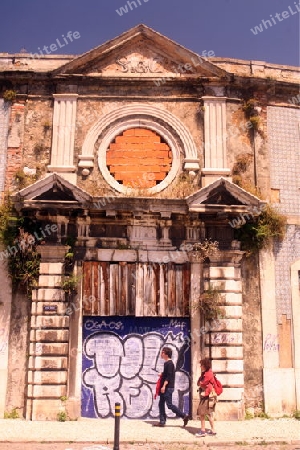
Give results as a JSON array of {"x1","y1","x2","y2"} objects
[{"x1": 1, "y1": 439, "x2": 300, "y2": 445}]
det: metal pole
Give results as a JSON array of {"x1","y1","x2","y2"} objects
[{"x1": 113, "y1": 402, "x2": 121, "y2": 450}]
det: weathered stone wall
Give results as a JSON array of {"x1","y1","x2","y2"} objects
[
  {"x1": 4, "y1": 102, "x2": 25, "y2": 192},
  {"x1": 0, "y1": 99, "x2": 10, "y2": 197},
  {"x1": 226, "y1": 101, "x2": 254, "y2": 187},
  {"x1": 0, "y1": 244, "x2": 12, "y2": 418},
  {"x1": 241, "y1": 254, "x2": 264, "y2": 414},
  {"x1": 5, "y1": 290, "x2": 31, "y2": 417},
  {"x1": 22, "y1": 99, "x2": 53, "y2": 176}
]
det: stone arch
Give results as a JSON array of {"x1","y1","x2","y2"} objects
[{"x1": 78, "y1": 104, "x2": 199, "y2": 193}]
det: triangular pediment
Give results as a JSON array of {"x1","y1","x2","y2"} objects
[
  {"x1": 53, "y1": 24, "x2": 229, "y2": 79},
  {"x1": 186, "y1": 178, "x2": 266, "y2": 213},
  {"x1": 14, "y1": 173, "x2": 92, "y2": 207}
]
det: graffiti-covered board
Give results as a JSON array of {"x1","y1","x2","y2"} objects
[{"x1": 82, "y1": 316, "x2": 191, "y2": 419}]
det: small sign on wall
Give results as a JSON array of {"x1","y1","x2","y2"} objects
[{"x1": 43, "y1": 305, "x2": 57, "y2": 313}]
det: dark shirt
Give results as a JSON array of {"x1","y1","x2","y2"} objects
[{"x1": 161, "y1": 359, "x2": 175, "y2": 389}]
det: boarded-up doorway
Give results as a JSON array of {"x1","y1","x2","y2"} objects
[
  {"x1": 81, "y1": 261, "x2": 191, "y2": 419},
  {"x1": 82, "y1": 316, "x2": 191, "y2": 419}
]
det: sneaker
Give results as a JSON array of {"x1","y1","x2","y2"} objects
[
  {"x1": 195, "y1": 430, "x2": 206, "y2": 437},
  {"x1": 153, "y1": 422, "x2": 165, "y2": 427},
  {"x1": 183, "y1": 415, "x2": 189, "y2": 427},
  {"x1": 207, "y1": 429, "x2": 217, "y2": 436}
]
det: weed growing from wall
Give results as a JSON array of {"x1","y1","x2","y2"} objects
[
  {"x1": 191, "y1": 239, "x2": 219, "y2": 261},
  {"x1": 194, "y1": 283, "x2": 226, "y2": 321},
  {"x1": 3, "y1": 89, "x2": 17, "y2": 102},
  {"x1": 234, "y1": 204, "x2": 286, "y2": 252},
  {"x1": 4, "y1": 407, "x2": 20, "y2": 419},
  {"x1": 0, "y1": 201, "x2": 41, "y2": 295}
]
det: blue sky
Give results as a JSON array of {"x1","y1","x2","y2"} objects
[{"x1": 0, "y1": 0, "x2": 299, "y2": 66}]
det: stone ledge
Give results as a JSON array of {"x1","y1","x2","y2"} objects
[
  {"x1": 210, "y1": 347, "x2": 243, "y2": 359},
  {"x1": 205, "y1": 332, "x2": 243, "y2": 346},
  {"x1": 28, "y1": 370, "x2": 68, "y2": 384},
  {"x1": 31, "y1": 315, "x2": 69, "y2": 329},
  {"x1": 29, "y1": 342, "x2": 68, "y2": 356},
  {"x1": 30, "y1": 329, "x2": 69, "y2": 342},
  {"x1": 213, "y1": 359, "x2": 244, "y2": 373},
  {"x1": 39, "y1": 262, "x2": 64, "y2": 274},
  {"x1": 28, "y1": 384, "x2": 67, "y2": 398},
  {"x1": 28, "y1": 356, "x2": 68, "y2": 369},
  {"x1": 37, "y1": 288, "x2": 64, "y2": 301}
]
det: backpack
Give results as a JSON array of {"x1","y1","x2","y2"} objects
[{"x1": 212, "y1": 375, "x2": 223, "y2": 396}]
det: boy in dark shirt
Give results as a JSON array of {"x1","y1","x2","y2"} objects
[{"x1": 154, "y1": 346, "x2": 189, "y2": 427}]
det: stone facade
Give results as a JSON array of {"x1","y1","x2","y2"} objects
[{"x1": 0, "y1": 24, "x2": 299, "y2": 421}]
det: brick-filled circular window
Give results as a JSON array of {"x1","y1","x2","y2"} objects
[{"x1": 106, "y1": 128, "x2": 173, "y2": 188}]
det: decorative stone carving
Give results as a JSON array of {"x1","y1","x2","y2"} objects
[
  {"x1": 159, "y1": 220, "x2": 172, "y2": 246},
  {"x1": 79, "y1": 104, "x2": 199, "y2": 194},
  {"x1": 77, "y1": 216, "x2": 91, "y2": 239},
  {"x1": 116, "y1": 56, "x2": 163, "y2": 73},
  {"x1": 56, "y1": 216, "x2": 69, "y2": 244}
]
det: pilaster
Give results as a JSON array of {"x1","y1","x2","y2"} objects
[
  {"x1": 203, "y1": 251, "x2": 245, "y2": 420},
  {"x1": 202, "y1": 96, "x2": 231, "y2": 186},
  {"x1": 48, "y1": 94, "x2": 78, "y2": 183},
  {"x1": 26, "y1": 245, "x2": 70, "y2": 420},
  {"x1": 190, "y1": 260, "x2": 202, "y2": 418}
]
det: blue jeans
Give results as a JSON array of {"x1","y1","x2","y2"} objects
[{"x1": 158, "y1": 388, "x2": 185, "y2": 424}]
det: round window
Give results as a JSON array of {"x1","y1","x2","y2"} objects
[{"x1": 106, "y1": 128, "x2": 173, "y2": 189}]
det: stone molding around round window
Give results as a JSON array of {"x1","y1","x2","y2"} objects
[{"x1": 78, "y1": 104, "x2": 199, "y2": 194}]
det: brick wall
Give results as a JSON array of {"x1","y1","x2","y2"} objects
[{"x1": 106, "y1": 128, "x2": 172, "y2": 188}]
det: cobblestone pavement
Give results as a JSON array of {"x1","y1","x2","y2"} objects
[{"x1": 0, "y1": 443, "x2": 299, "y2": 450}]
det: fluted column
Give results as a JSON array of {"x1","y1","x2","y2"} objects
[
  {"x1": 202, "y1": 96, "x2": 231, "y2": 186},
  {"x1": 48, "y1": 94, "x2": 78, "y2": 183}
]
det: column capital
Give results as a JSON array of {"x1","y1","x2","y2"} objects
[
  {"x1": 202, "y1": 96, "x2": 227, "y2": 102},
  {"x1": 53, "y1": 94, "x2": 79, "y2": 100},
  {"x1": 37, "y1": 245, "x2": 69, "y2": 262}
]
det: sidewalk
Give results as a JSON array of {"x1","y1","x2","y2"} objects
[{"x1": 0, "y1": 418, "x2": 299, "y2": 446}]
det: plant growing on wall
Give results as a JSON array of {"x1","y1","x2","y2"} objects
[
  {"x1": 232, "y1": 153, "x2": 253, "y2": 176},
  {"x1": 4, "y1": 407, "x2": 20, "y2": 419},
  {"x1": 231, "y1": 153, "x2": 262, "y2": 197},
  {"x1": 14, "y1": 168, "x2": 38, "y2": 189},
  {"x1": 42, "y1": 120, "x2": 51, "y2": 132},
  {"x1": 193, "y1": 283, "x2": 225, "y2": 321},
  {"x1": 0, "y1": 202, "x2": 41, "y2": 295},
  {"x1": 8, "y1": 228, "x2": 40, "y2": 289},
  {"x1": 242, "y1": 98, "x2": 262, "y2": 133},
  {"x1": 63, "y1": 236, "x2": 77, "y2": 274},
  {"x1": 0, "y1": 196, "x2": 13, "y2": 243},
  {"x1": 234, "y1": 204, "x2": 286, "y2": 252},
  {"x1": 3, "y1": 89, "x2": 17, "y2": 102},
  {"x1": 57, "y1": 396, "x2": 69, "y2": 422},
  {"x1": 60, "y1": 274, "x2": 79, "y2": 297},
  {"x1": 158, "y1": 172, "x2": 201, "y2": 199},
  {"x1": 190, "y1": 239, "x2": 219, "y2": 261}
]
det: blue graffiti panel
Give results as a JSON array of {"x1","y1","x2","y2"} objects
[{"x1": 82, "y1": 316, "x2": 191, "y2": 419}]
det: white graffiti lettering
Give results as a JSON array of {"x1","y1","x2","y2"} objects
[{"x1": 82, "y1": 330, "x2": 190, "y2": 419}]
